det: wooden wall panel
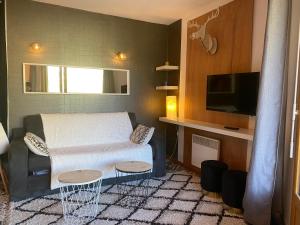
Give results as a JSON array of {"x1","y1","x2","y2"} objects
[
  {"x1": 185, "y1": 0, "x2": 254, "y2": 128},
  {"x1": 184, "y1": 0, "x2": 254, "y2": 171},
  {"x1": 231, "y1": 0, "x2": 254, "y2": 72}
]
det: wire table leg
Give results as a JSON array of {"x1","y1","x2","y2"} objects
[
  {"x1": 60, "y1": 179, "x2": 102, "y2": 224},
  {"x1": 116, "y1": 169, "x2": 152, "y2": 208}
]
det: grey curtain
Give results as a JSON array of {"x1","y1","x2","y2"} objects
[{"x1": 243, "y1": 0, "x2": 290, "y2": 225}]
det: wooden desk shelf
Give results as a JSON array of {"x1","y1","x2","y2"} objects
[{"x1": 159, "y1": 117, "x2": 254, "y2": 141}]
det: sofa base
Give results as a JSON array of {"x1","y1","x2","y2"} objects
[{"x1": 10, "y1": 171, "x2": 165, "y2": 201}]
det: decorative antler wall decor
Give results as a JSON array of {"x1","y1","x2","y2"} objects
[{"x1": 189, "y1": 8, "x2": 220, "y2": 55}]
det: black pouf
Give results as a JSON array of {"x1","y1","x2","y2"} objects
[
  {"x1": 201, "y1": 160, "x2": 228, "y2": 193},
  {"x1": 221, "y1": 170, "x2": 247, "y2": 209}
]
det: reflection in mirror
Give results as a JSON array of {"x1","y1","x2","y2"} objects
[
  {"x1": 103, "y1": 70, "x2": 128, "y2": 94},
  {"x1": 24, "y1": 64, "x2": 61, "y2": 93},
  {"x1": 23, "y1": 63, "x2": 130, "y2": 95},
  {"x1": 65, "y1": 67, "x2": 104, "y2": 94}
]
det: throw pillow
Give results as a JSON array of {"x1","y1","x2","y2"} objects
[
  {"x1": 24, "y1": 132, "x2": 49, "y2": 157},
  {"x1": 130, "y1": 124, "x2": 155, "y2": 145}
]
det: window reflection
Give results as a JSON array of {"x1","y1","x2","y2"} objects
[
  {"x1": 66, "y1": 67, "x2": 104, "y2": 94},
  {"x1": 47, "y1": 66, "x2": 61, "y2": 93}
]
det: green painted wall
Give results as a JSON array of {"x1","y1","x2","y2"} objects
[{"x1": 6, "y1": 0, "x2": 167, "y2": 134}]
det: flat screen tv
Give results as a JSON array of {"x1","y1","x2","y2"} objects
[{"x1": 206, "y1": 72, "x2": 259, "y2": 116}]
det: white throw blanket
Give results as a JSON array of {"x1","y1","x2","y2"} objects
[
  {"x1": 40, "y1": 112, "x2": 153, "y2": 189},
  {"x1": 49, "y1": 142, "x2": 153, "y2": 189},
  {"x1": 41, "y1": 112, "x2": 133, "y2": 149}
]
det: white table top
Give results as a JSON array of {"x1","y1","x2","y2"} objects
[
  {"x1": 58, "y1": 170, "x2": 103, "y2": 185},
  {"x1": 115, "y1": 161, "x2": 152, "y2": 173}
]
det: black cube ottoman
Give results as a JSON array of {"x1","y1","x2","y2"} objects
[
  {"x1": 221, "y1": 170, "x2": 247, "y2": 209},
  {"x1": 201, "y1": 160, "x2": 228, "y2": 193}
]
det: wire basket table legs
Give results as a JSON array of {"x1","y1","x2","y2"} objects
[
  {"x1": 116, "y1": 170, "x2": 151, "y2": 207},
  {"x1": 60, "y1": 179, "x2": 102, "y2": 223}
]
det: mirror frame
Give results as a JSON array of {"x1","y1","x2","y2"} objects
[{"x1": 23, "y1": 63, "x2": 130, "y2": 95}]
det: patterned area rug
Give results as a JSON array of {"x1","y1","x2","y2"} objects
[{"x1": 0, "y1": 170, "x2": 246, "y2": 225}]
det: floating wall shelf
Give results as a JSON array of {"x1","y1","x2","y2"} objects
[
  {"x1": 156, "y1": 86, "x2": 179, "y2": 91},
  {"x1": 156, "y1": 65, "x2": 179, "y2": 71}
]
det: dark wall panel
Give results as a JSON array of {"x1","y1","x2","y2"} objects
[
  {"x1": 165, "y1": 20, "x2": 181, "y2": 157},
  {"x1": 0, "y1": 0, "x2": 7, "y2": 131},
  {"x1": 6, "y1": 0, "x2": 167, "y2": 136}
]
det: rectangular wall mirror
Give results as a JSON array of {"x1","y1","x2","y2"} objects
[{"x1": 23, "y1": 63, "x2": 130, "y2": 95}]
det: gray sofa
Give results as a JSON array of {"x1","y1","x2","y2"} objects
[{"x1": 8, "y1": 112, "x2": 165, "y2": 201}]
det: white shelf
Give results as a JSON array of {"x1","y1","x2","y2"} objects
[
  {"x1": 156, "y1": 86, "x2": 179, "y2": 90},
  {"x1": 159, "y1": 117, "x2": 254, "y2": 141},
  {"x1": 156, "y1": 65, "x2": 179, "y2": 71}
]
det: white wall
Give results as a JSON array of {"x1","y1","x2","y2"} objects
[{"x1": 177, "y1": 0, "x2": 268, "y2": 163}]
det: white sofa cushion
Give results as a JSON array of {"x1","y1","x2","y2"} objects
[
  {"x1": 49, "y1": 142, "x2": 153, "y2": 189},
  {"x1": 41, "y1": 112, "x2": 133, "y2": 149}
]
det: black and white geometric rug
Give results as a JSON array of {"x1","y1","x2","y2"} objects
[{"x1": 0, "y1": 170, "x2": 247, "y2": 225}]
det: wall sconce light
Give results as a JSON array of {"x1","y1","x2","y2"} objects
[
  {"x1": 166, "y1": 96, "x2": 177, "y2": 119},
  {"x1": 30, "y1": 42, "x2": 41, "y2": 52},
  {"x1": 115, "y1": 52, "x2": 127, "y2": 61}
]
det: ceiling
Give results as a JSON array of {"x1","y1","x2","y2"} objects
[{"x1": 33, "y1": 0, "x2": 216, "y2": 25}]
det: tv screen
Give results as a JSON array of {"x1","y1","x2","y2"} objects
[{"x1": 206, "y1": 72, "x2": 259, "y2": 116}]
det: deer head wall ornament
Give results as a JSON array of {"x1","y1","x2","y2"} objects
[{"x1": 189, "y1": 8, "x2": 220, "y2": 55}]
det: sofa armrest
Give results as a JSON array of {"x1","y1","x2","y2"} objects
[
  {"x1": 149, "y1": 134, "x2": 166, "y2": 177},
  {"x1": 149, "y1": 138, "x2": 157, "y2": 160},
  {"x1": 8, "y1": 139, "x2": 29, "y2": 199},
  {"x1": 11, "y1": 128, "x2": 25, "y2": 140},
  {"x1": 133, "y1": 119, "x2": 166, "y2": 177}
]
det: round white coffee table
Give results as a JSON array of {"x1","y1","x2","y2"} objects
[
  {"x1": 115, "y1": 161, "x2": 152, "y2": 207},
  {"x1": 58, "y1": 170, "x2": 103, "y2": 223}
]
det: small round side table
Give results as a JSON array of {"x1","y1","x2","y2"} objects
[
  {"x1": 115, "y1": 161, "x2": 152, "y2": 207},
  {"x1": 58, "y1": 169, "x2": 103, "y2": 223}
]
